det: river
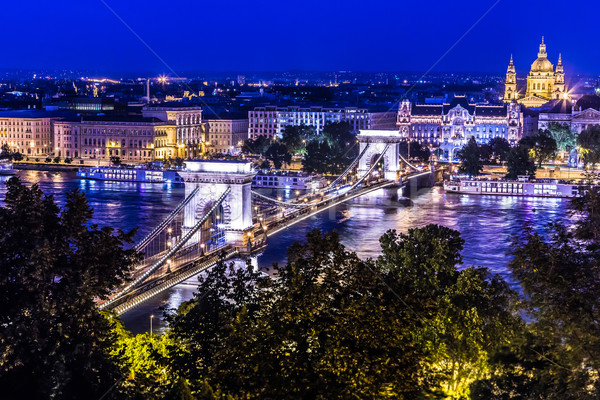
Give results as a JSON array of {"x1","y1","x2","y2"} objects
[{"x1": 0, "y1": 170, "x2": 572, "y2": 334}]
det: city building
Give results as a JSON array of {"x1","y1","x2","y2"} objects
[
  {"x1": 397, "y1": 96, "x2": 522, "y2": 160},
  {"x1": 504, "y1": 38, "x2": 567, "y2": 108},
  {"x1": 203, "y1": 115, "x2": 249, "y2": 154},
  {"x1": 53, "y1": 116, "x2": 163, "y2": 162},
  {"x1": 538, "y1": 95, "x2": 600, "y2": 134},
  {"x1": 248, "y1": 106, "x2": 396, "y2": 139},
  {"x1": 142, "y1": 103, "x2": 203, "y2": 158},
  {"x1": 0, "y1": 110, "x2": 57, "y2": 156}
]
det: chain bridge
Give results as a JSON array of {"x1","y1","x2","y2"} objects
[{"x1": 98, "y1": 130, "x2": 443, "y2": 315}]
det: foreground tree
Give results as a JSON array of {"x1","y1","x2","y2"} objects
[
  {"x1": 472, "y1": 188, "x2": 600, "y2": 399},
  {"x1": 457, "y1": 137, "x2": 483, "y2": 176},
  {"x1": 0, "y1": 177, "x2": 139, "y2": 399}
]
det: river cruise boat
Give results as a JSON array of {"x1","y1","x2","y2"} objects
[
  {"x1": 0, "y1": 161, "x2": 16, "y2": 176},
  {"x1": 252, "y1": 172, "x2": 327, "y2": 190},
  {"x1": 443, "y1": 178, "x2": 586, "y2": 198},
  {"x1": 77, "y1": 166, "x2": 184, "y2": 184}
]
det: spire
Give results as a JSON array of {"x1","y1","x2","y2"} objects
[
  {"x1": 538, "y1": 36, "x2": 547, "y2": 57},
  {"x1": 510, "y1": 54, "x2": 514, "y2": 65},
  {"x1": 558, "y1": 53, "x2": 562, "y2": 65}
]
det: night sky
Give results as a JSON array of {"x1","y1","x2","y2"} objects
[{"x1": 4, "y1": 0, "x2": 597, "y2": 75}]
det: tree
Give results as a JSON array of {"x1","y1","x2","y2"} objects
[
  {"x1": 12, "y1": 152, "x2": 23, "y2": 162},
  {"x1": 242, "y1": 135, "x2": 270, "y2": 156},
  {"x1": 377, "y1": 225, "x2": 519, "y2": 398},
  {"x1": 545, "y1": 123, "x2": 576, "y2": 153},
  {"x1": 302, "y1": 140, "x2": 334, "y2": 174},
  {"x1": 0, "y1": 177, "x2": 139, "y2": 399},
  {"x1": 45, "y1": 157, "x2": 52, "y2": 163},
  {"x1": 264, "y1": 142, "x2": 291, "y2": 169},
  {"x1": 577, "y1": 125, "x2": 600, "y2": 172},
  {"x1": 488, "y1": 137, "x2": 511, "y2": 162},
  {"x1": 399, "y1": 140, "x2": 431, "y2": 163},
  {"x1": 64, "y1": 157, "x2": 73, "y2": 164},
  {"x1": 519, "y1": 131, "x2": 557, "y2": 167},
  {"x1": 281, "y1": 124, "x2": 315, "y2": 155},
  {"x1": 166, "y1": 258, "x2": 262, "y2": 391},
  {"x1": 0, "y1": 144, "x2": 10, "y2": 160},
  {"x1": 457, "y1": 137, "x2": 483, "y2": 176},
  {"x1": 505, "y1": 144, "x2": 536, "y2": 180},
  {"x1": 53, "y1": 156, "x2": 61, "y2": 163},
  {"x1": 110, "y1": 155, "x2": 122, "y2": 166}
]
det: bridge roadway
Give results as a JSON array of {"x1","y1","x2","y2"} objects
[{"x1": 108, "y1": 170, "x2": 432, "y2": 315}]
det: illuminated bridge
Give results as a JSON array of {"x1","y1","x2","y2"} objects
[{"x1": 98, "y1": 130, "x2": 441, "y2": 315}]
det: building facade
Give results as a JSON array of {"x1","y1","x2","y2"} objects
[
  {"x1": 53, "y1": 117, "x2": 161, "y2": 162},
  {"x1": 397, "y1": 97, "x2": 522, "y2": 160},
  {"x1": 142, "y1": 104, "x2": 203, "y2": 158},
  {"x1": 538, "y1": 96, "x2": 600, "y2": 134},
  {"x1": 504, "y1": 38, "x2": 567, "y2": 108},
  {"x1": 204, "y1": 118, "x2": 249, "y2": 154},
  {"x1": 248, "y1": 106, "x2": 397, "y2": 139},
  {"x1": 0, "y1": 111, "x2": 55, "y2": 156}
]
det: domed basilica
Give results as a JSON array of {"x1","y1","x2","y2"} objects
[{"x1": 504, "y1": 37, "x2": 567, "y2": 108}]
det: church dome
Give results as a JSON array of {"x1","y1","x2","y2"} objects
[
  {"x1": 530, "y1": 37, "x2": 554, "y2": 73},
  {"x1": 531, "y1": 57, "x2": 554, "y2": 73}
]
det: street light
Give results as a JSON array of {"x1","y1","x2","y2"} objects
[{"x1": 150, "y1": 315, "x2": 154, "y2": 335}]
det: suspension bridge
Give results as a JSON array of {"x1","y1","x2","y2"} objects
[{"x1": 98, "y1": 130, "x2": 442, "y2": 315}]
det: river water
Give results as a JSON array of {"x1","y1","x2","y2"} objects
[{"x1": 0, "y1": 171, "x2": 572, "y2": 334}]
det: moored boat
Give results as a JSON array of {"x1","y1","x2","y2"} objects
[
  {"x1": 443, "y1": 178, "x2": 587, "y2": 198},
  {"x1": 0, "y1": 161, "x2": 16, "y2": 176}
]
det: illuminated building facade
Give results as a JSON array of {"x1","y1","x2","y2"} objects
[
  {"x1": 538, "y1": 95, "x2": 600, "y2": 134},
  {"x1": 0, "y1": 111, "x2": 55, "y2": 156},
  {"x1": 248, "y1": 106, "x2": 396, "y2": 139},
  {"x1": 142, "y1": 104, "x2": 203, "y2": 158},
  {"x1": 397, "y1": 97, "x2": 522, "y2": 160},
  {"x1": 504, "y1": 38, "x2": 567, "y2": 108},
  {"x1": 204, "y1": 117, "x2": 249, "y2": 154},
  {"x1": 54, "y1": 117, "x2": 161, "y2": 162}
]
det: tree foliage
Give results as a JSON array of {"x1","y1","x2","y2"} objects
[
  {"x1": 457, "y1": 137, "x2": 484, "y2": 176},
  {"x1": 578, "y1": 125, "x2": 600, "y2": 171},
  {"x1": 506, "y1": 143, "x2": 537, "y2": 180},
  {"x1": 264, "y1": 141, "x2": 291, "y2": 169},
  {"x1": 0, "y1": 177, "x2": 139, "y2": 400},
  {"x1": 519, "y1": 131, "x2": 557, "y2": 167},
  {"x1": 242, "y1": 135, "x2": 271, "y2": 156},
  {"x1": 545, "y1": 123, "x2": 576, "y2": 152}
]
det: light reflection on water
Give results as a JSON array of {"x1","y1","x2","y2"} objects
[{"x1": 0, "y1": 173, "x2": 572, "y2": 334}]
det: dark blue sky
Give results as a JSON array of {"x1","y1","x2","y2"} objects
[{"x1": 4, "y1": 0, "x2": 598, "y2": 75}]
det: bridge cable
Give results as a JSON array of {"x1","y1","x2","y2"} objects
[
  {"x1": 100, "y1": 186, "x2": 231, "y2": 309},
  {"x1": 134, "y1": 185, "x2": 201, "y2": 252}
]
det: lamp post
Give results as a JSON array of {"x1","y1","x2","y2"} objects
[{"x1": 150, "y1": 314, "x2": 154, "y2": 335}]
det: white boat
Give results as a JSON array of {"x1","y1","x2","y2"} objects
[
  {"x1": 443, "y1": 178, "x2": 586, "y2": 198},
  {"x1": 0, "y1": 161, "x2": 16, "y2": 176}
]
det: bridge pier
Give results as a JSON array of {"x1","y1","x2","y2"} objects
[{"x1": 178, "y1": 161, "x2": 257, "y2": 248}]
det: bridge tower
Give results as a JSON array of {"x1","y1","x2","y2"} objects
[
  {"x1": 178, "y1": 160, "x2": 256, "y2": 247},
  {"x1": 357, "y1": 130, "x2": 403, "y2": 181}
]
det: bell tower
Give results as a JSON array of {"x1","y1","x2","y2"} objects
[
  {"x1": 554, "y1": 53, "x2": 565, "y2": 99},
  {"x1": 504, "y1": 55, "x2": 518, "y2": 102}
]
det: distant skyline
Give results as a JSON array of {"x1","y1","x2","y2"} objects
[{"x1": 4, "y1": 0, "x2": 599, "y2": 76}]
